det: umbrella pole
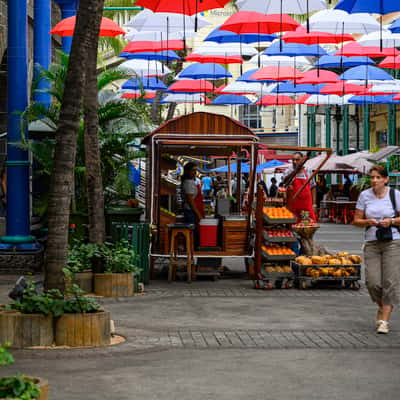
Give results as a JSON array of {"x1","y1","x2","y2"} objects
[{"x1": 227, "y1": 156, "x2": 232, "y2": 196}]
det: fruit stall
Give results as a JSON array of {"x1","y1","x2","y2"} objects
[
  {"x1": 252, "y1": 145, "x2": 358, "y2": 290},
  {"x1": 142, "y1": 112, "x2": 259, "y2": 279}
]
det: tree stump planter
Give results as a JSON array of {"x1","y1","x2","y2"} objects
[
  {"x1": 66, "y1": 271, "x2": 94, "y2": 293},
  {"x1": 94, "y1": 273, "x2": 134, "y2": 297},
  {"x1": 0, "y1": 376, "x2": 49, "y2": 400},
  {"x1": 0, "y1": 311, "x2": 54, "y2": 348},
  {"x1": 55, "y1": 310, "x2": 111, "y2": 347}
]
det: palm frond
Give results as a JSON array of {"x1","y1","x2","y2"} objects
[
  {"x1": 97, "y1": 68, "x2": 130, "y2": 91},
  {"x1": 99, "y1": 36, "x2": 127, "y2": 57}
]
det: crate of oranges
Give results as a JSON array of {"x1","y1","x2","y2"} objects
[
  {"x1": 263, "y1": 207, "x2": 296, "y2": 224},
  {"x1": 261, "y1": 244, "x2": 296, "y2": 261}
]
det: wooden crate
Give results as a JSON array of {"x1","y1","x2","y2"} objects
[{"x1": 223, "y1": 220, "x2": 248, "y2": 254}]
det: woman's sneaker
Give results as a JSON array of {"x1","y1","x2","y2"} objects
[
  {"x1": 376, "y1": 320, "x2": 389, "y2": 334},
  {"x1": 376, "y1": 308, "x2": 383, "y2": 328}
]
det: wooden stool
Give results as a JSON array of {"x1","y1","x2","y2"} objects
[{"x1": 167, "y1": 223, "x2": 195, "y2": 283}]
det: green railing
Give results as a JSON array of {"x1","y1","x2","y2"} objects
[{"x1": 111, "y1": 222, "x2": 151, "y2": 285}]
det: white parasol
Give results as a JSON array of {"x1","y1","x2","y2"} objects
[
  {"x1": 117, "y1": 60, "x2": 171, "y2": 76},
  {"x1": 247, "y1": 55, "x2": 312, "y2": 68},
  {"x1": 236, "y1": 0, "x2": 327, "y2": 14}
]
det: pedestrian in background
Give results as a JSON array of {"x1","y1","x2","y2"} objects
[
  {"x1": 353, "y1": 165, "x2": 400, "y2": 334},
  {"x1": 268, "y1": 177, "x2": 278, "y2": 198}
]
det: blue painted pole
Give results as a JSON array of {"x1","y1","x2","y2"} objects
[
  {"x1": 54, "y1": 0, "x2": 78, "y2": 53},
  {"x1": 2, "y1": 0, "x2": 34, "y2": 245},
  {"x1": 34, "y1": 0, "x2": 52, "y2": 107}
]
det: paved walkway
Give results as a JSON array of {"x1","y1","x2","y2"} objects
[{"x1": 2, "y1": 224, "x2": 400, "y2": 399}]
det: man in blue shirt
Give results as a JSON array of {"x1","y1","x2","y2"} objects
[{"x1": 201, "y1": 174, "x2": 213, "y2": 198}]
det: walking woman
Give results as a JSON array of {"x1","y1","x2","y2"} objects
[{"x1": 354, "y1": 165, "x2": 400, "y2": 334}]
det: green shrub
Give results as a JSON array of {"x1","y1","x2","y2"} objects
[
  {"x1": 7, "y1": 281, "x2": 100, "y2": 316},
  {"x1": 0, "y1": 374, "x2": 40, "y2": 400},
  {"x1": 102, "y1": 240, "x2": 142, "y2": 274}
]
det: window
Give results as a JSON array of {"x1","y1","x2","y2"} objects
[{"x1": 239, "y1": 105, "x2": 261, "y2": 129}]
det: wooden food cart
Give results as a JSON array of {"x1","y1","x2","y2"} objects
[{"x1": 142, "y1": 112, "x2": 259, "y2": 278}]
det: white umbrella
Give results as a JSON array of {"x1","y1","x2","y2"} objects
[
  {"x1": 357, "y1": 30, "x2": 400, "y2": 48},
  {"x1": 125, "y1": 9, "x2": 210, "y2": 32},
  {"x1": 124, "y1": 29, "x2": 195, "y2": 42},
  {"x1": 162, "y1": 93, "x2": 207, "y2": 103},
  {"x1": 248, "y1": 55, "x2": 312, "y2": 68},
  {"x1": 304, "y1": 94, "x2": 352, "y2": 105},
  {"x1": 309, "y1": 9, "x2": 380, "y2": 34},
  {"x1": 118, "y1": 60, "x2": 171, "y2": 76},
  {"x1": 236, "y1": 0, "x2": 327, "y2": 14},
  {"x1": 305, "y1": 154, "x2": 345, "y2": 171},
  {"x1": 222, "y1": 81, "x2": 269, "y2": 95},
  {"x1": 336, "y1": 151, "x2": 374, "y2": 174},
  {"x1": 193, "y1": 42, "x2": 258, "y2": 57},
  {"x1": 369, "y1": 81, "x2": 400, "y2": 93}
]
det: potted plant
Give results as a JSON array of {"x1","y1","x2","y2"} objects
[
  {"x1": 94, "y1": 241, "x2": 142, "y2": 297},
  {"x1": 65, "y1": 241, "x2": 100, "y2": 293},
  {"x1": 0, "y1": 342, "x2": 49, "y2": 400},
  {"x1": 1, "y1": 281, "x2": 110, "y2": 348}
]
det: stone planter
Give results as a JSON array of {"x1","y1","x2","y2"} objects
[
  {"x1": 0, "y1": 310, "x2": 54, "y2": 348},
  {"x1": 0, "y1": 376, "x2": 49, "y2": 400},
  {"x1": 66, "y1": 271, "x2": 93, "y2": 293},
  {"x1": 55, "y1": 310, "x2": 111, "y2": 347},
  {"x1": 94, "y1": 272, "x2": 134, "y2": 297}
]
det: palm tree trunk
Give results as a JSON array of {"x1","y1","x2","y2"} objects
[
  {"x1": 84, "y1": 1, "x2": 106, "y2": 245},
  {"x1": 44, "y1": 0, "x2": 105, "y2": 291}
]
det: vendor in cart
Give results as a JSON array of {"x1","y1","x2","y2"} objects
[
  {"x1": 283, "y1": 151, "x2": 317, "y2": 222},
  {"x1": 181, "y1": 162, "x2": 205, "y2": 225}
]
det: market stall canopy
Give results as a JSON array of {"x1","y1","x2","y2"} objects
[{"x1": 142, "y1": 112, "x2": 258, "y2": 157}]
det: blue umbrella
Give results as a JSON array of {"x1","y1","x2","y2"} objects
[
  {"x1": 205, "y1": 26, "x2": 277, "y2": 44},
  {"x1": 389, "y1": 17, "x2": 400, "y2": 33},
  {"x1": 348, "y1": 95, "x2": 400, "y2": 104},
  {"x1": 119, "y1": 50, "x2": 180, "y2": 62},
  {"x1": 339, "y1": 65, "x2": 394, "y2": 81},
  {"x1": 335, "y1": 0, "x2": 400, "y2": 15},
  {"x1": 263, "y1": 41, "x2": 328, "y2": 57},
  {"x1": 210, "y1": 163, "x2": 250, "y2": 173},
  {"x1": 271, "y1": 82, "x2": 325, "y2": 95},
  {"x1": 237, "y1": 69, "x2": 259, "y2": 82},
  {"x1": 122, "y1": 77, "x2": 167, "y2": 91},
  {"x1": 211, "y1": 95, "x2": 251, "y2": 105},
  {"x1": 256, "y1": 159, "x2": 286, "y2": 173},
  {"x1": 178, "y1": 63, "x2": 232, "y2": 80},
  {"x1": 315, "y1": 55, "x2": 375, "y2": 69}
]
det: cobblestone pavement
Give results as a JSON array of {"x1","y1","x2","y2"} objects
[{"x1": 2, "y1": 224, "x2": 400, "y2": 399}]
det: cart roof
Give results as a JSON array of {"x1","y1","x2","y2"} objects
[{"x1": 142, "y1": 112, "x2": 257, "y2": 144}]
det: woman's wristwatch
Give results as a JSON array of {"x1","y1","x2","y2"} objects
[{"x1": 392, "y1": 218, "x2": 396, "y2": 226}]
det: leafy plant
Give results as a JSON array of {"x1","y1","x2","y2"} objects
[
  {"x1": 7, "y1": 280, "x2": 100, "y2": 316},
  {"x1": 0, "y1": 374, "x2": 40, "y2": 400},
  {"x1": 63, "y1": 284, "x2": 100, "y2": 314},
  {"x1": 0, "y1": 342, "x2": 14, "y2": 366},
  {"x1": 102, "y1": 241, "x2": 142, "y2": 274},
  {"x1": 66, "y1": 240, "x2": 101, "y2": 273},
  {"x1": 0, "y1": 344, "x2": 40, "y2": 400}
]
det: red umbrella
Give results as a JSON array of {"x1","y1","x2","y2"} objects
[
  {"x1": 250, "y1": 66, "x2": 303, "y2": 82},
  {"x1": 393, "y1": 94, "x2": 400, "y2": 100},
  {"x1": 255, "y1": 95, "x2": 295, "y2": 106},
  {"x1": 122, "y1": 40, "x2": 185, "y2": 53},
  {"x1": 335, "y1": 42, "x2": 400, "y2": 58},
  {"x1": 220, "y1": 11, "x2": 299, "y2": 34},
  {"x1": 50, "y1": 16, "x2": 125, "y2": 37},
  {"x1": 320, "y1": 82, "x2": 369, "y2": 95},
  {"x1": 379, "y1": 56, "x2": 400, "y2": 69},
  {"x1": 282, "y1": 26, "x2": 355, "y2": 45},
  {"x1": 121, "y1": 92, "x2": 156, "y2": 100},
  {"x1": 296, "y1": 70, "x2": 339, "y2": 84},
  {"x1": 185, "y1": 54, "x2": 243, "y2": 64},
  {"x1": 168, "y1": 79, "x2": 215, "y2": 93},
  {"x1": 296, "y1": 94, "x2": 311, "y2": 104},
  {"x1": 135, "y1": 0, "x2": 231, "y2": 15}
]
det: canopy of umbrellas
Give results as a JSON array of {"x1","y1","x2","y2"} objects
[{"x1": 50, "y1": 0, "x2": 400, "y2": 107}]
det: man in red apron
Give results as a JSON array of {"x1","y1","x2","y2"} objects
[{"x1": 284, "y1": 152, "x2": 316, "y2": 223}]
